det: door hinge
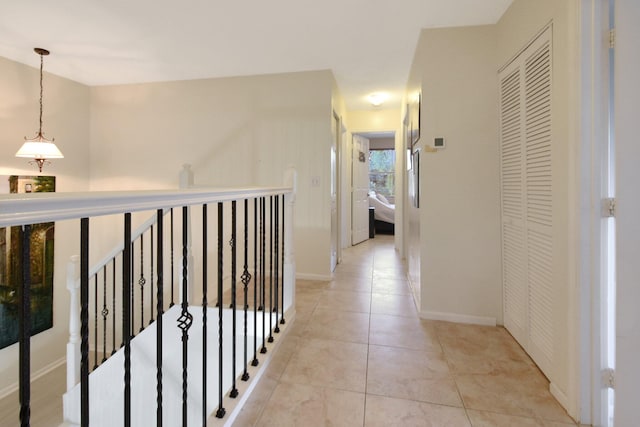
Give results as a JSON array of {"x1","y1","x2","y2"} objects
[
  {"x1": 602, "y1": 368, "x2": 615, "y2": 389},
  {"x1": 603, "y1": 198, "x2": 616, "y2": 218},
  {"x1": 609, "y1": 29, "x2": 616, "y2": 49}
]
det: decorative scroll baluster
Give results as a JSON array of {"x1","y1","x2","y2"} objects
[
  {"x1": 215, "y1": 202, "x2": 226, "y2": 418},
  {"x1": 150, "y1": 224, "x2": 155, "y2": 324},
  {"x1": 19, "y1": 225, "x2": 32, "y2": 427},
  {"x1": 202, "y1": 204, "x2": 208, "y2": 426},
  {"x1": 281, "y1": 195, "x2": 286, "y2": 325},
  {"x1": 102, "y1": 265, "x2": 108, "y2": 363},
  {"x1": 251, "y1": 198, "x2": 259, "y2": 367},
  {"x1": 268, "y1": 196, "x2": 274, "y2": 343},
  {"x1": 260, "y1": 197, "x2": 267, "y2": 354},
  {"x1": 80, "y1": 219, "x2": 90, "y2": 427},
  {"x1": 94, "y1": 275, "x2": 98, "y2": 369},
  {"x1": 274, "y1": 195, "x2": 280, "y2": 334},
  {"x1": 139, "y1": 234, "x2": 146, "y2": 332},
  {"x1": 170, "y1": 208, "x2": 175, "y2": 307},
  {"x1": 178, "y1": 206, "x2": 193, "y2": 426},
  {"x1": 123, "y1": 213, "x2": 132, "y2": 427},
  {"x1": 156, "y1": 209, "x2": 164, "y2": 427},
  {"x1": 241, "y1": 199, "x2": 251, "y2": 381},
  {"x1": 230, "y1": 200, "x2": 239, "y2": 398}
]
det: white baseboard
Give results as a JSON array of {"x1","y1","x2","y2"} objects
[
  {"x1": 296, "y1": 272, "x2": 332, "y2": 281},
  {"x1": 420, "y1": 310, "x2": 496, "y2": 326},
  {"x1": 549, "y1": 382, "x2": 572, "y2": 417},
  {"x1": 0, "y1": 355, "x2": 66, "y2": 400}
]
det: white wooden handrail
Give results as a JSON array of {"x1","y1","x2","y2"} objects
[{"x1": 0, "y1": 186, "x2": 293, "y2": 228}]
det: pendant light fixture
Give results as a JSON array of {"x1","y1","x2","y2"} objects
[{"x1": 16, "y1": 47, "x2": 64, "y2": 172}]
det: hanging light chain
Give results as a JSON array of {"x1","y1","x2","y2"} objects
[{"x1": 39, "y1": 52, "x2": 44, "y2": 135}]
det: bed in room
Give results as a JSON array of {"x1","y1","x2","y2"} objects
[{"x1": 368, "y1": 192, "x2": 395, "y2": 234}]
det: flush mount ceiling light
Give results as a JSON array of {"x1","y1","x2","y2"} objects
[
  {"x1": 16, "y1": 48, "x2": 63, "y2": 172},
  {"x1": 367, "y1": 92, "x2": 388, "y2": 107}
]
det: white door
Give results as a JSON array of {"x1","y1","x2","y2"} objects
[
  {"x1": 499, "y1": 27, "x2": 554, "y2": 378},
  {"x1": 352, "y1": 135, "x2": 370, "y2": 245}
]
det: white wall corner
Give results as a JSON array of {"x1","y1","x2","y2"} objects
[{"x1": 420, "y1": 310, "x2": 497, "y2": 327}]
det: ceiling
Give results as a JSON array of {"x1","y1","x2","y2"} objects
[{"x1": 0, "y1": 0, "x2": 512, "y2": 111}]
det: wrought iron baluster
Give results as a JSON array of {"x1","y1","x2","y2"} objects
[
  {"x1": 202, "y1": 204, "x2": 208, "y2": 426},
  {"x1": 241, "y1": 199, "x2": 251, "y2": 381},
  {"x1": 170, "y1": 208, "x2": 175, "y2": 307},
  {"x1": 215, "y1": 202, "x2": 226, "y2": 418},
  {"x1": 274, "y1": 195, "x2": 280, "y2": 334},
  {"x1": 268, "y1": 196, "x2": 274, "y2": 343},
  {"x1": 102, "y1": 265, "x2": 108, "y2": 363},
  {"x1": 260, "y1": 197, "x2": 267, "y2": 354},
  {"x1": 251, "y1": 198, "x2": 259, "y2": 367},
  {"x1": 112, "y1": 259, "x2": 117, "y2": 355},
  {"x1": 94, "y1": 275, "x2": 98, "y2": 369},
  {"x1": 131, "y1": 240, "x2": 135, "y2": 337},
  {"x1": 150, "y1": 224, "x2": 155, "y2": 324},
  {"x1": 281, "y1": 195, "x2": 286, "y2": 325},
  {"x1": 230, "y1": 200, "x2": 239, "y2": 398},
  {"x1": 80, "y1": 219, "x2": 90, "y2": 427},
  {"x1": 123, "y1": 213, "x2": 132, "y2": 427},
  {"x1": 156, "y1": 209, "x2": 164, "y2": 427},
  {"x1": 139, "y1": 233, "x2": 146, "y2": 332},
  {"x1": 178, "y1": 206, "x2": 193, "y2": 426},
  {"x1": 19, "y1": 225, "x2": 32, "y2": 427}
]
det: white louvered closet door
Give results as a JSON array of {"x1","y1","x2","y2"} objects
[{"x1": 499, "y1": 27, "x2": 553, "y2": 378}]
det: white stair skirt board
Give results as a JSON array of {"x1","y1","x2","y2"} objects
[
  {"x1": 63, "y1": 305, "x2": 279, "y2": 426},
  {"x1": 420, "y1": 310, "x2": 497, "y2": 327}
]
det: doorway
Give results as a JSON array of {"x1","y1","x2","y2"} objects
[{"x1": 351, "y1": 132, "x2": 397, "y2": 247}]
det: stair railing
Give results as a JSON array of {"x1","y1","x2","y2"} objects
[{"x1": 0, "y1": 166, "x2": 296, "y2": 427}]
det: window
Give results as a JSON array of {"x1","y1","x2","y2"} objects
[{"x1": 369, "y1": 149, "x2": 395, "y2": 201}]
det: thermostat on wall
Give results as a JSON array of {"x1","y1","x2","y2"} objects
[{"x1": 434, "y1": 137, "x2": 445, "y2": 149}]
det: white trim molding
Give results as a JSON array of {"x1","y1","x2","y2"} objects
[{"x1": 420, "y1": 310, "x2": 497, "y2": 327}]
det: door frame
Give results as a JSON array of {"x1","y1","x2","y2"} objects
[
  {"x1": 576, "y1": 0, "x2": 614, "y2": 424},
  {"x1": 331, "y1": 111, "x2": 343, "y2": 269}
]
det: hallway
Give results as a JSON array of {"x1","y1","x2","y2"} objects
[{"x1": 233, "y1": 235, "x2": 581, "y2": 426}]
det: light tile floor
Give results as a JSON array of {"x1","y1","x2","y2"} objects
[{"x1": 233, "y1": 235, "x2": 587, "y2": 427}]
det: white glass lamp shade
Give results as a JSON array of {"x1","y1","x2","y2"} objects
[{"x1": 16, "y1": 139, "x2": 64, "y2": 159}]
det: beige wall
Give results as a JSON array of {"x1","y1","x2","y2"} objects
[
  {"x1": 405, "y1": 0, "x2": 582, "y2": 418},
  {"x1": 89, "y1": 70, "x2": 335, "y2": 280},
  {"x1": 0, "y1": 56, "x2": 91, "y2": 393},
  {"x1": 408, "y1": 25, "x2": 502, "y2": 326}
]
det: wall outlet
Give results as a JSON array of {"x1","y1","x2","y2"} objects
[{"x1": 311, "y1": 176, "x2": 320, "y2": 187}]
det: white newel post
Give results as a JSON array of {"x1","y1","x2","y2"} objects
[
  {"x1": 179, "y1": 163, "x2": 195, "y2": 302},
  {"x1": 179, "y1": 163, "x2": 194, "y2": 189},
  {"x1": 66, "y1": 255, "x2": 81, "y2": 391},
  {"x1": 283, "y1": 167, "x2": 297, "y2": 314}
]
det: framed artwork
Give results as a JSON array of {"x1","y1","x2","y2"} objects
[
  {"x1": 0, "y1": 175, "x2": 56, "y2": 349},
  {"x1": 412, "y1": 151, "x2": 420, "y2": 208},
  {"x1": 409, "y1": 92, "x2": 421, "y2": 150}
]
